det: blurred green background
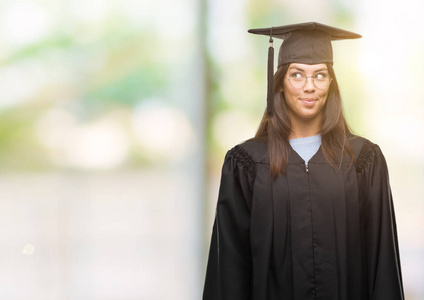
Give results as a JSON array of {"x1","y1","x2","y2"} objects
[{"x1": 0, "y1": 0, "x2": 423, "y2": 299}]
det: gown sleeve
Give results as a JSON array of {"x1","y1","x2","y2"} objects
[
  {"x1": 203, "y1": 145, "x2": 255, "y2": 300},
  {"x1": 358, "y1": 141, "x2": 404, "y2": 300}
]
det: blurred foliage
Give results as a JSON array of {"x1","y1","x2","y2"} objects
[{"x1": 0, "y1": 105, "x2": 49, "y2": 171}]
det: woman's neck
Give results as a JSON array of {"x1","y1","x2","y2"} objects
[{"x1": 289, "y1": 116, "x2": 322, "y2": 139}]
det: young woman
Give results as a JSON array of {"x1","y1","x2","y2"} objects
[{"x1": 203, "y1": 22, "x2": 404, "y2": 300}]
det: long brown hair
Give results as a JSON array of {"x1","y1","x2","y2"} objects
[{"x1": 255, "y1": 63, "x2": 354, "y2": 177}]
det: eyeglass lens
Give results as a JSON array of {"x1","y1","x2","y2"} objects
[{"x1": 288, "y1": 73, "x2": 331, "y2": 89}]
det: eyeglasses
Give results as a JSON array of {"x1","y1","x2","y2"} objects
[{"x1": 286, "y1": 72, "x2": 333, "y2": 89}]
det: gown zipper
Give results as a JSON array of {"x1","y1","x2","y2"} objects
[{"x1": 305, "y1": 161, "x2": 316, "y2": 298}]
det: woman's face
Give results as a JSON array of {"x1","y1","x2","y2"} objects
[{"x1": 282, "y1": 63, "x2": 330, "y2": 123}]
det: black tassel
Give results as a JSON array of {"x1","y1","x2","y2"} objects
[{"x1": 267, "y1": 30, "x2": 274, "y2": 116}]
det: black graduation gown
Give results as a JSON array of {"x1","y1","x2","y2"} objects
[{"x1": 203, "y1": 136, "x2": 404, "y2": 300}]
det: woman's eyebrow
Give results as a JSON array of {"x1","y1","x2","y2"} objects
[{"x1": 289, "y1": 67, "x2": 305, "y2": 72}]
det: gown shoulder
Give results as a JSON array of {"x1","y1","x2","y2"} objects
[
  {"x1": 348, "y1": 134, "x2": 387, "y2": 173},
  {"x1": 232, "y1": 138, "x2": 269, "y2": 165}
]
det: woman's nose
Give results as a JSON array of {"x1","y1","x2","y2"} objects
[{"x1": 303, "y1": 76, "x2": 316, "y2": 92}]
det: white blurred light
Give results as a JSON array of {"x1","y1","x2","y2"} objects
[
  {"x1": 376, "y1": 116, "x2": 424, "y2": 163},
  {"x1": 212, "y1": 110, "x2": 257, "y2": 150},
  {"x1": 357, "y1": 0, "x2": 424, "y2": 162},
  {"x1": 36, "y1": 110, "x2": 130, "y2": 169},
  {"x1": 209, "y1": 0, "x2": 248, "y2": 63},
  {"x1": 150, "y1": 0, "x2": 195, "y2": 40},
  {"x1": 0, "y1": 61, "x2": 47, "y2": 109},
  {"x1": 62, "y1": 120, "x2": 130, "y2": 169},
  {"x1": 1, "y1": 2, "x2": 50, "y2": 46},
  {"x1": 132, "y1": 102, "x2": 195, "y2": 161},
  {"x1": 69, "y1": 0, "x2": 110, "y2": 24},
  {"x1": 22, "y1": 244, "x2": 35, "y2": 255}
]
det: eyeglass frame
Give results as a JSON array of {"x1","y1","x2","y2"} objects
[{"x1": 285, "y1": 73, "x2": 333, "y2": 90}]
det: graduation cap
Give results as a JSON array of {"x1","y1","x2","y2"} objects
[{"x1": 248, "y1": 22, "x2": 362, "y2": 115}]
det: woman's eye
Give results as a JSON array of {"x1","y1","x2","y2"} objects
[
  {"x1": 315, "y1": 73, "x2": 327, "y2": 80},
  {"x1": 291, "y1": 73, "x2": 304, "y2": 79}
]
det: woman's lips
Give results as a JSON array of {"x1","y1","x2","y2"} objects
[{"x1": 300, "y1": 98, "x2": 318, "y2": 106}]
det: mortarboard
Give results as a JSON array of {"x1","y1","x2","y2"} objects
[{"x1": 248, "y1": 22, "x2": 362, "y2": 115}]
